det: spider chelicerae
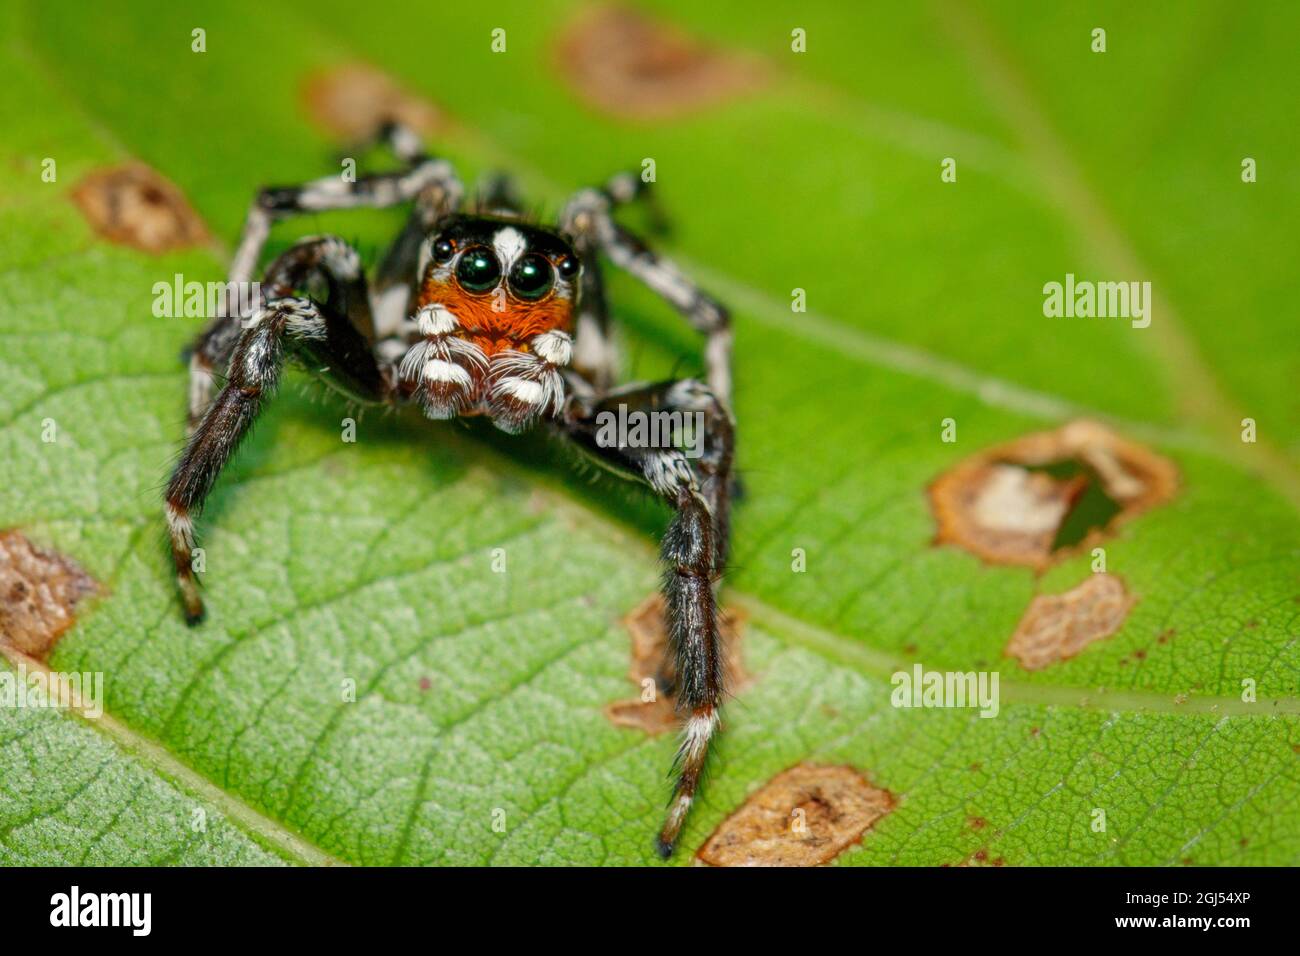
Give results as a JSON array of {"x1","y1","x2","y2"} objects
[{"x1": 163, "y1": 123, "x2": 736, "y2": 858}]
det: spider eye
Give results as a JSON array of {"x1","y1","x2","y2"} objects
[
  {"x1": 556, "y1": 254, "x2": 580, "y2": 281},
  {"x1": 455, "y1": 245, "x2": 501, "y2": 292},
  {"x1": 508, "y1": 254, "x2": 554, "y2": 300},
  {"x1": 432, "y1": 238, "x2": 454, "y2": 263}
]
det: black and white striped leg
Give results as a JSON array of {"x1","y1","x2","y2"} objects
[
  {"x1": 186, "y1": 315, "x2": 245, "y2": 434},
  {"x1": 561, "y1": 187, "x2": 732, "y2": 407},
  {"x1": 185, "y1": 124, "x2": 462, "y2": 429},
  {"x1": 165, "y1": 296, "x2": 390, "y2": 624},
  {"x1": 369, "y1": 125, "x2": 465, "y2": 345},
  {"x1": 560, "y1": 173, "x2": 663, "y2": 394},
  {"x1": 567, "y1": 250, "x2": 619, "y2": 393},
  {"x1": 558, "y1": 377, "x2": 736, "y2": 856},
  {"x1": 599, "y1": 170, "x2": 670, "y2": 234},
  {"x1": 230, "y1": 129, "x2": 461, "y2": 288},
  {"x1": 260, "y1": 236, "x2": 372, "y2": 352},
  {"x1": 186, "y1": 236, "x2": 377, "y2": 430}
]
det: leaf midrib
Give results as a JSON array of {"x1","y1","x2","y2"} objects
[{"x1": 0, "y1": 647, "x2": 345, "y2": 866}]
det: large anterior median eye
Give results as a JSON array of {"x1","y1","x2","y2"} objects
[
  {"x1": 508, "y1": 254, "x2": 554, "y2": 300},
  {"x1": 455, "y1": 245, "x2": 501, "y2": 292}
]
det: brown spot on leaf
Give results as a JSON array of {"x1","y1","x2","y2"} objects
[
  {"x1": 604, "y1": 593, "x2": 748, "y2": 735},
  {"x1": 555, "y1": 7, "x2": 765, "y2": 120},
  {"x1": 696, "y1": 764, "x2": 894, "y2": 867},
  {"x1": 71, "y1": 164, "x2": 210, "y2": 254},
  {"x1": 929, "y1": 420, "x2": 1177, "y2": 571},
  {"x1": 0, "y1": 532, "x2": 98, "y2": 661},
  {"x1": 302, "y1": 64, "x2": 447, "y2": 142},
  {"x1": 1006, "y1": 574, "x2": 1135, "y2": 670},
  {"x1": 954, "y1": 844, "x2": 1008, "y2": 867}
]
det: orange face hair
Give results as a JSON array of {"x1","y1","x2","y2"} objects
[{"x1": 417, "y1": 278, "x2": 573, "y2": 355}]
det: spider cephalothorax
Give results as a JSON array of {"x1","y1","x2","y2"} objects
[{"x1": 165, "y1": 123, "x2": 735, "y2": 859}]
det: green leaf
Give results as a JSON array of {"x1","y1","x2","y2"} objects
[{"x1": 2, "y1": 0, "x2": 1297, "y2": 866}]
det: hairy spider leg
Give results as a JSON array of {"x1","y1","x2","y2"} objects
[
  {"x1": 165, "y1": 240, "x2": 392, "y2": 624},
  {"x1": 599, "y1": 169, "x2": 672, "y2": 235},
  {"x1": 565, "y1": 240, "x2": 618, "y2": 394},
  {"x1": 557, "y1": 377, "x2": 736, "y2": 857},
  {"x1": 370, "y1": 125, "x2": 465, "y2": 350},
  {"x1": 185, "y1": 123, "x2": 461, "y2": 432},
  {"x1": 561, "y1": 187, "x2": 732, "y2": 408},
  {"x1": 558, "y1": 171, "x2": 665, "y2": 394}
]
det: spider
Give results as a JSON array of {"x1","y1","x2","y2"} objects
[{"x1": 163, "y1": 123, "x2": 736, "y2": 859}]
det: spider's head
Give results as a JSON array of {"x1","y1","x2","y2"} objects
[{"x1": 417, "y1": 215, "x2": 582, "y2": 352}]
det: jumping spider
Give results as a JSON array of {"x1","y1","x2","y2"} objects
[{"x1": 163, "y1": 123, "x2": 736, "y2": 858}]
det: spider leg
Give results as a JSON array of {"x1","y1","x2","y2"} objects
[
  {"x1": 598, "y1": 170, "x2": 671, "y2": 234},
  {"x1": 567, "y1": 247, "x2": 620, "y2": 393},
  {"x1": 561, "y1": 187, "x2": 731, "y2": 407},
  {"x1": 229, "y1": 126, "x2": 461, "y2": 288},
  {"x1": 165, "y1": 257, "x2": 392, "y2": 624},
  {"x1": 186, "y1": 123, "x2": 461, "y2": 430},
  {"x1": 556, "y1": 376, "x2": 736, "y2": 857},
  {"x1": 370, "y1": 126, "x2": 464, "y2": 349},
  {"x1": 187, "y1": 233, "x2": 379, "y2": 430},
  {"x1": 560, "y1": 171, "x2": 666, "y2": 395}
]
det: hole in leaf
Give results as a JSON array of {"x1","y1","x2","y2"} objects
[
  {"x1": 929, "y1": 420, "x2": 1178, "y2": 571},
  {"x1": 1014, "y1": 460, "x2": 1125, "y2": 551}
]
